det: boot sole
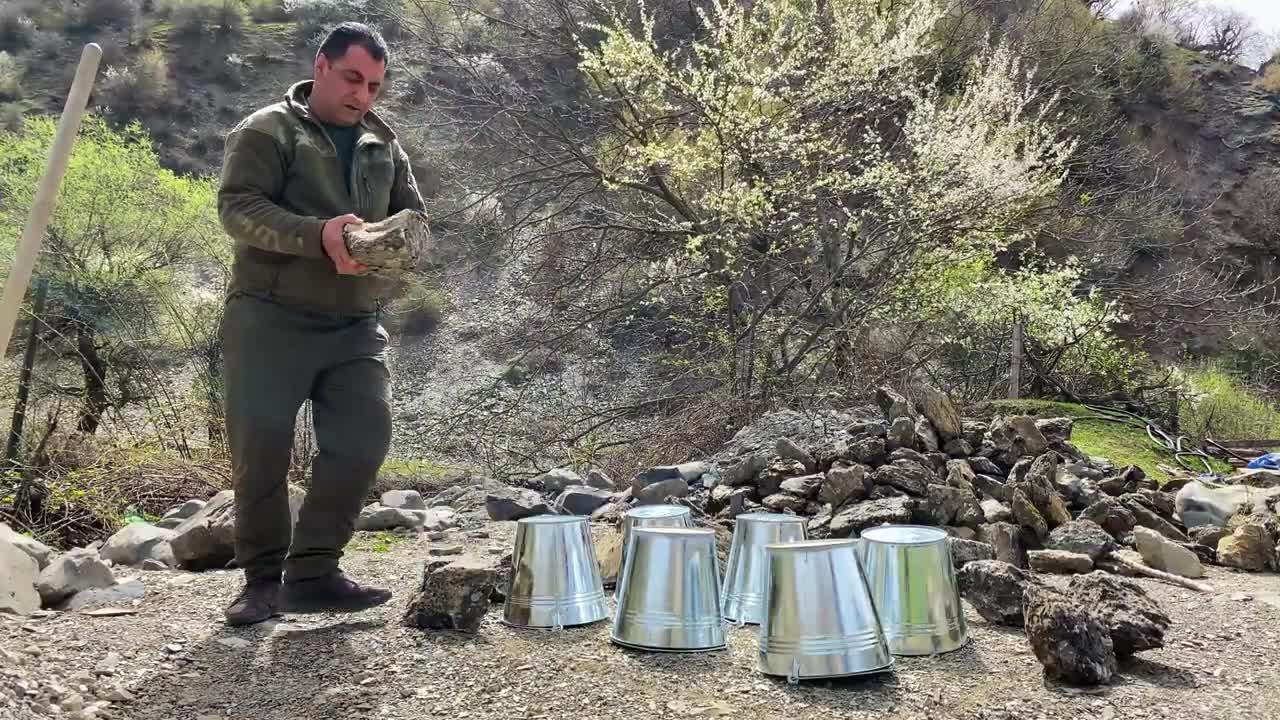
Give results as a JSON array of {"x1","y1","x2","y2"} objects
[
  {"x1": 278, "y1": 592, "x2": 392, "y2": 614},
  {"x1": 224, "y1": 609, "x2": 282, "y2": 627}
]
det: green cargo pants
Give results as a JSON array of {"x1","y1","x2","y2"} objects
[{"x1": 220, "y1": 292, "x2": 392, "y2": 583}]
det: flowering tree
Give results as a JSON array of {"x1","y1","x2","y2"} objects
[{"x1": 573, "y1": 0, "x2": 1075, "y2": 406}]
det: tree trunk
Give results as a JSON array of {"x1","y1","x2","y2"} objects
[
  {"x1": 76, "y1": 320, "x2": 108, "y2": 435},
  {"x1": 6, "y1": 278, "x2": 48, "y2": 464}
]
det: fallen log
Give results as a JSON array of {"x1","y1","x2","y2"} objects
[
  {"x1": 344, "y1": 209, "x2": 431, "y2": 273},
  {"x1": 1099, "y1": 556, "x2": 1214, "y2": 593}
]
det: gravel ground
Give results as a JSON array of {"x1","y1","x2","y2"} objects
[{"x1": 4, "y1": 523, "x2": 1280, "y2": 720}]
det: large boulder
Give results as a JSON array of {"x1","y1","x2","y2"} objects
[
  {"x1": 1079, "y1": 498, "x2": 1135, "y2": 539},
  {"x1": 780, "y1": 473, "x2": 824, "y2": 499},
  {"x1": 485, "y1": 487, "x2": 553, "y2": 521},
  {"x1": 357, "y1": 504, "x2": 425, "y2": 532},
  {"x1": 979, "y1": 522, "x2": 1027, "y2": 568},
  {"x1": 381, "y1": 490, "x2": 427, "y2": 511},
  {"x1": 535, "y1": 468, "x2": 585, "y2": 494},
  {"x1": 1217, "y1": 523, "x2": 1275, "y2": 572},
  {"x1": 403, "y1": 556, "x2": 497, "y2": 632},
  {"x1": 171, "y1": 487, "x2": 306, "y2": 570},
  {"x1": 1066, "y1": 572, "x2": 1170, "y2": 657},
  {"x1": 1045, "y1": 520, "x2": 1115, "y2": 562},
  {"x1": 36, "y1": 548, "x2": 116, "y2": 607},
  {"x1": 820, "y1": 464, "x2": 869, "y2": 508},
  {"x1": 917, "y1": 385, "x2": 962, "y2": 439},
  {"x1": 555, "y1": 486, "x2": 614, "y2": 516},
  {"x1": 0, "y1": 523, "x2": 54, "y2": 570},
  {"x1": 157, "y1": 499, "x2": 205, "y2": 529},
  {"x1": 847, "y1": 436, "x2": 886, "y2": 467},
  {"x1": 928, "y1": 484, "x2": 983, "y2": 529},
  {"x1": 1175, "y1": 481, "x2": 1280, "y2": 529},
  {"x1": 887, "y1": 417, "x2": 916, "y2": 451},
  {"x1": 870, "y1": 460, "x2": 931, "y2": 497},
  {"x1": 775, "y1": 437, "x2": 817, "y2": 473},
  {"x1": 0, "y1": 537, "x2": 40, "y2": 615},
  {"x1": 63, "y1": 578, "x2": 144, "y2": 610},
  {"x1": 875, "y1": 386, "x2": 915, "y2": 424},
  {"x1": 1010, "y1": 489, "x2": 1048, "y2": 541},
  {"x1": 634, "y1": 477, "x2": 690, "y2": 505},
  {"x1": 720, "y1": 454, "x2": 767, "y2": 488},
  {"x1": 1132, "y1": 527, "x2": 1204, "y2": 579},
  {"x1": 957, "y1": 560, "x2": 1038, "y2": 626},
  {"x1": 988, "y1": 416, "x2": 1050, "y2": 465},
  {"x1": 1121, "y1": 495, "x2": 1189, "y2": 543},
  {"x1": 1023, "y1": 584, "x2": 1117, "y2": 685},
  {"x1": 829, "y1": 497, "x2": 914, "y2": 538},
  {"x1": 101, "y1": 524, "x2": 176, "y2": 568},
  {"x1": 948, "y1": 537, "x2": 996, "y2": 568}
]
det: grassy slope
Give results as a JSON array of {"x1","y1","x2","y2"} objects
[{"x1": 977, "y1": 399, "x2": 1233, "y2": 482}]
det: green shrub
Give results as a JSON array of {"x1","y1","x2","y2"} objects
[
  {"x1": 1180, "y1": 365, "x2": 1280, "y2": 441},
  {"x1": 99, "y1": 48, "x2": 170, "y2": 114},
  {"x1": 0, "y1": 8, "x2": 35, "y2": 51},
  {"x1": 75, "y1": 0, "x2": 139, "y2": 30},
  {"x1": 0, "y1": 51, "x2": 22, "y2": 100},
  {"x1": 169, "y1": 0, "x2": 245, "y2": 37},
  {"x1": 383, "y1": 275, "x2": 450, "y2": 336}
]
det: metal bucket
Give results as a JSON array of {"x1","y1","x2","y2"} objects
[
  {"x1": 721, "y1": 512, "x2": 807, "y2": 625},
  {"x1": 619, "y1": 505, "x2": 693, "y2": 572},
  {"x1": 611, "y1": 527, "x2": 726, "y2": 652},
  {"x1": 502, "y1": 515, "x2": 609, "y2": 629},
  {"x1": 758, "y1": 539, "x2": 893, "y2": 681},
  {"x1": 858, "y1": 524, "x2": 967, "y2": 656}
]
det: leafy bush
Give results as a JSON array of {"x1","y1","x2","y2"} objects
[
  {"x1": 1256, "y1": 64, "x2": 1280, "y2": 94},
  {"x1": 74, "y1": 0, "x2": 139, "y2": 30},
  {"x1": 0, "y1": 7, "x2": 35, "y2": 51},
  {"x1": 98, "y1": 48, "x2": 170, "y2": 114},
  {"x1": 169, "y1": 0, "x2": 245, "y2": 36},
  {"x1": 0, "y1": 51, "x2": 21, "y2": 100},
  {"x1": 30, "y1": 30, "x2": 64, "y2": 59},
  {"x1": 1180, "y1": 365, "x2": 1280, "y2": 441},
  {"x1": 383, "y1": 275, "x2": 450, "y2": 336}
]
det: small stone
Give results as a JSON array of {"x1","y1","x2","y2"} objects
[
  {"x1": 356, "y1": 504, "x2": 425, "y2": 532},
  {"x1": 95, "y1": 653, "x2": 120, "y2": 676},
  {"x1": 1010, "y1": 489, "x2": 1048, "y2": 541},
  {"x1": 104, "y1": 688, "x2": 134, "y2": 703},
  {"x1": 1080, "y1": 498, "x2": 1135, "y2": 539},
  {"x1": 979, "y1": 522, "x2": 1026, "y2": 568},
  {"x1": 485, "y1": 487, "x2": 552, "y2": 521},
  {"x1": 1121, "y1": 495, "x2": 1188, "y2": 543},
  {"x1": 981, "y1": 498, "x2": 1012, "y2": 524},
  {"x1": 429, "y1": 545, "x2": 465, "y2": 557},
  {"x1": 535, "y1": 468, "x2": 585, "y2": 494},
  {"x1": 1217, "y1": 523, "x2": 1274, "y2": 572},
  {"x1": 37, "y1": 548, "x2": 117, "y2": 606},
  {"x1": 721, "y1": 454, "x2": 767, "y2": 487},
  {"x1": 761, "y1": 493, "x2": 807, "y2": 513},
  {"x1": 555, "y1": 486, "x2": 614, "y2": 516},
  {"x1": 1027, "y1": 549, "x2": 1093, "y2": 574},
  {"x1": 887, "y1": 416, "x2": 916, "y2": 450},
  {"x1": 847, "y1": 435, "x2": 886, "y2": 466},
  {"x1": 634, "y1": 477, "x2": 689, "y2": 505}
]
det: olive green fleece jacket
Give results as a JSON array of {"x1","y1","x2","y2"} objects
[{"x1": 217, "y1": 80, "x2": 426, "y2": 316}]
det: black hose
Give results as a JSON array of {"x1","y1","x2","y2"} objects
[{"x1": 1079, "y1": 402, "x2": 1221, "y2": 477}]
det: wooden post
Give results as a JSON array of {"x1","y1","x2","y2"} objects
[
  {"x1": 1008, "y1": 317, "x2": 1023, "y2": 399},
  {"x1": 4, "y1": 278, "x2": 47, "y2": 464},
  {"x1": 0, "y1": 44, "x2": 102, "y2": 360}
]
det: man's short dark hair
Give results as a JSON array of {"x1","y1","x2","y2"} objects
[{"x1": 318, "y1": 22, "x2": 388, "y2": 64}]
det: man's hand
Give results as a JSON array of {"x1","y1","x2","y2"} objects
[{"x1": 322, "y1": 214, "x2": 368, "y2": 275}]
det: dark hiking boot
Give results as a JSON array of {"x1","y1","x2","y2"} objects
[
  {"x1": 279, "y1": 571, "x2": 392, "y2": 614},
  {"x1": 224, "y1": 580, "x2": 281, "y2": 626}
]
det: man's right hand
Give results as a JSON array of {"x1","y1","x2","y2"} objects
[{"x1": 322, "y1": 213, "x2": 368, "y2": 275}]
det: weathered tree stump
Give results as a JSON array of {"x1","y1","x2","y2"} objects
[{"x1": 344, "y1": 209, "x2": 431, "y2": 272}]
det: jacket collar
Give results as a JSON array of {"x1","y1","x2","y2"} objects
[{"x1": 285, "y1": 80, "x2": 397, "y2": 143}]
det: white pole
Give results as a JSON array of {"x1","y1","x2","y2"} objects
[{"x1": 0, "y1": 43, "x2": 103, "y2": 358}]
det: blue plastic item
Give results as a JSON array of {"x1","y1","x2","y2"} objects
[{"x1": 1246, "y1": 453, "x2": 1280, "y2": 471}]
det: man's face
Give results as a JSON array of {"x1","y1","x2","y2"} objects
[{"x1": 312, "y1": 44, "x2": 386, "y2": 126}]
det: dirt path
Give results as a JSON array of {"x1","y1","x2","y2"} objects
[{"x1": 4, "y1": 524, "x2": 1280, "y2": 720}]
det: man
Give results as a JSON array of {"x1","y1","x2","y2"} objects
[{"x1": 215, "y1": 22, "x2": 425, "y2": 626}]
